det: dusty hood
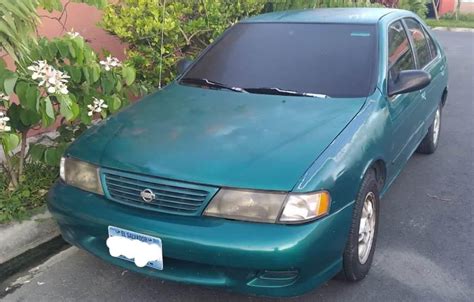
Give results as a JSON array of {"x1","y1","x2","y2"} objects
[{"x1": 67, "y1": 83, "x2": 365, "y2": 191}]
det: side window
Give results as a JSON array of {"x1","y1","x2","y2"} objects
[
  {"x1": 388, "y1": 21, "x2": 415, "y2": 83},
  {"x1": 404, "y1": 18, "x2": 432, "y2": 68},
  {"x1": 424, "y1": 28, "x2": 438, "y2": 59}
]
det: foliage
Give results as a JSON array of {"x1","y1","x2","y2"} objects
[
  {"x1": 264, "y1": 0, "x2": 380, "y2": 11},
  {"x1": 0, "y1": 162, "x2": 58, "y2": 223},
  {"x1": 0, "y1": 0, "x2": 39, "y2": 62},
  {"x1": 398, "y1": 0, "x2": 428, "y2": 18},
  {"x1": 102, "y1": 0, "x2": 266, "y2": 88}
]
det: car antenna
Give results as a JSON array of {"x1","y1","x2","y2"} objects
[{"x1": 158, "y1": 0, "x2": 166, "y2": 89}]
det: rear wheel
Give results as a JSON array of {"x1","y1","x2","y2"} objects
[
  {"x1": 340, "y1": 170, "x2": 379, "y2": 281},
  {"x1": 416, "y1": 105, "x2": 442, "y2": 154}
]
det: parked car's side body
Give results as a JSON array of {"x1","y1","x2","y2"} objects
[{"x1": 48, "y1": 8, "x2": 448, "y2": 297}]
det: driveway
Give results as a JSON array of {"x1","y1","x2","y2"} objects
[{"x1": 1, "y1": 30, "x2": 473, "y2": 302}]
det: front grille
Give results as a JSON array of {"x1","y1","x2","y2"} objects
[{"x1": 102, "y1": 169, "x2": 218, "y2": 215}]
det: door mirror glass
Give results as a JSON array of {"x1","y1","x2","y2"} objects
[
  {"x1": 388, "y1": 70, "x2": 431, "y2": 97},
  {"x1": 177, "y1": 58, "x2": 193, "y2": 75}
]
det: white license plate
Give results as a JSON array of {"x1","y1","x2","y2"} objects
[{"x1": 107, "y1": 226, "x2": 163, "y2": 270}]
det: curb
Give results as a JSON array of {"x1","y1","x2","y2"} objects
[
  {"x1": 0, "y1": 211, "x2": 59, "y2": 264},
  {"x1": 432, "y1": 27, "x2": 474, "y2": 32},
  {"x1": 0, "y1": 210, "x2": 69, "y2": 282}
]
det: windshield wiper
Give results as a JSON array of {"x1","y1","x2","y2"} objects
[
  {"x1": 180, "y1": 78, "x2": 246, "y2": 93},
  {"x1": 243, "y1": 87, "x2": 329, "y2": 98}
]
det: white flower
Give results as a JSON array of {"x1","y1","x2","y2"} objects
[
  {"x1": 0, "y1": 111, "x2": 11, "y2": 132},
  {"x1": 67, "y1": 29, "x2": 81, "y2": 39},
  {"x1": 27, "y1": 60, "x2": 48, "y2": 80},
  {"x1": 87, "y1": 97, "x2": 108, "y2": 116},
  {"x1": 0, "y1": 92, "x2": 9, "y2": 101},
  {"x1": 27, "y1": 61, "x2": 70, "y2": 95},
  {"x1": 99, "y1": 56, "x2": 121, "y2": 71}
]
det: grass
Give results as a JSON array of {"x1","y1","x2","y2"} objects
[
  {"x1": 426, "y1": 13, "x2": 474, "y2": 29},
  {"x1": 0, "y1": 162, "x2": 58, "y2": 224}
]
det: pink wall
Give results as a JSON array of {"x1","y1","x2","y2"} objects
[
  {"x1": 439, "y1": 0, "x2": 456, "y2": 15},
  {"x1": 37, "y1": 1, "x2": 126, "y2": 59}
]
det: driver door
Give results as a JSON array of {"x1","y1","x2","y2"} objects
[{"x1": 386, "y1": 20, "x2": 424, "y2": 171}]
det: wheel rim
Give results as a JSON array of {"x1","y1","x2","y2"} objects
[
  {"x1": 433, "y1": 108, "x2": 441, "y2": 146},
  {"x1": 358, "y1": 192, "x2": 376, "y2": 264}
]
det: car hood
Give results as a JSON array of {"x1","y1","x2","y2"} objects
[{"x1": 67, "y1": 83, "x2": 366, "y2": 191}]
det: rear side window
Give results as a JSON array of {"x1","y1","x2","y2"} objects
[
  {"x1": 388, "y1": 21, "x2": 415, "y2": 82},
  {"x1": 424, "y1": 28, "x2": 438, "y2": 59},
  {"x1": 404, "y1": 18, "x2": 432, "y2": 68}
]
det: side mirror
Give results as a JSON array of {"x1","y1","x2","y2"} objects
[
  {"x1": 177, "y1": 58, "x2": 193, "y2": 75},
  {"x1": 388, "y1": 70, "x2": 431, "y2": 97}
]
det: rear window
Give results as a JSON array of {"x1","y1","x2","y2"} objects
[
  {"x1": 404, "y1": 18, "x2": 432, "y2": 68},
  {"x1": 182, "y1": 23, "x2": 377, "y2": 98}
]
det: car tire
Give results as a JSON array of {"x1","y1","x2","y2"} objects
[
  {"x1": 416, "y1": 104, "x2": 442, "y2": 154},
  {"x1": 339, "y1": 169, "x2": 379, "y2": 281}
]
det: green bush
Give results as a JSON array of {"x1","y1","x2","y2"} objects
[
  {"x1": 398, "y1": 0, "x2": 428, "y2": 18},
  {"x1": 0, "y1": 162, "x2": 58, "y2": 223},
  {"x1": 102, "y1": 0, "x2": 265, "y2": 89}
]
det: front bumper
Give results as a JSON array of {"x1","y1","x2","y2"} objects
[{"x1": 47, "y1": 181, "x2": 354, "y2": 297}]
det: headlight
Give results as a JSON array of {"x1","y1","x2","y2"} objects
[
  {"x1": 60, "y1": 157, "x2": 103, "y2": 195},
  {"x1": 279, "y1": 191, "x2": 331, "y2": 223},
  {"x1": 203, "y1": 189, "x2": 330, "y2": 224}
]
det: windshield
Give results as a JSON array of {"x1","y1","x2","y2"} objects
[{"x1": 181, "y1": 23, "x2": 377, "y2": 98}]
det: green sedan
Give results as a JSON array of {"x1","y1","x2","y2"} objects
[{"x1": 48, "y1": 8, "x2": 448, "y2": 297}]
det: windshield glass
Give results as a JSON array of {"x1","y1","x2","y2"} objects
[{"x1": 181, "y1": 23, "x2": 377, "y2": 98}]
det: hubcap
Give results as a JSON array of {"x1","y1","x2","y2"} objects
[
  {"x1": 433, "y1": 108, "x2": 441, "y2": 146},
  {"x1": 358, "y1": 192, "x2": 376, "y2": 264}
]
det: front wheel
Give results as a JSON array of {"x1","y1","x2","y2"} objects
[
  {"x1": 416, "y1": 105, "x2": 442, "y2": 154},
  {"x1": 340, "y1": 170, "x2": 380, "y2": 281}
]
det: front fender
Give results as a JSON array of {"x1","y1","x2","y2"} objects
[{"x1": 293, "y1": 90, "x2": 390, "y2": 212}]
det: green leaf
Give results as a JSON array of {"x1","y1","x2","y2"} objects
[
  {"x1": 6, "y1": 104, "x2": 29, "y2": 131},
  {"x1": 56, "y1": 40, "x2": 69, "y2": 57},
  {"x1": 39, "y1": 0, "x2": 63, "y2": 12},
  {"x1": 1, "y1": 133, "x2": 20, "y2": 153},
  {"x1": 40, "y1": 97, "x2": 55, "y2": 127},
  {"x1": 44, "y1": 148, "x2": 61, "y2": 166},
  {"x1": 101, "y1": 75, "x2": 114, "y2": 95},
  {"x1": 58, "y1": 94, "x2": 74, "y2": 121},
  {"x1": 48, "y1": 41, "x2": 59, "y2": 59},
  {"x1": 29, "y1": 143, "x2": 47, "y2": 162},
  {"x1": 67, "y1": 40, "x2": 76, "y2": 58},
  {"x1": 82, "y1": 67, "x2": 90, "y2": 83},
  {"x1": 90, "y1": 65, "x2": 100, "y2": 83},
  {"x1": 72, "y1": 36, "x2": 84, "y2": 50},
  {"x1": 3, "y1": 73, "x2": 18, "y2": 95},
  {"x1": 70, "y1": 101, "x2": 80, "y2": 120},
  {"x1": 20, "y1": 109, "x2": 41, "y2": 125},
  {"x1": 15, "y1": 81, "x2": 28, "y2": 103},
  {"x1": 69, "y1": 66, "x2": 82, "y2": 83},
  {"x1": 44, "y1": 97, "x2": 55, "y2": 119},
  {"x1": 122, "y1": 66, "x2": 136, "y2": 86},
  {"x1": 24, "y1": 85, "x2": 39, "y2": 111},
  {"x1": 107, "y1": 95, "x2": 122, "y2": 113}
]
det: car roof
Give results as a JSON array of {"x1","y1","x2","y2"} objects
[{"x1": 242, "y1": 8, "x2": 404, "y2": 24}]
